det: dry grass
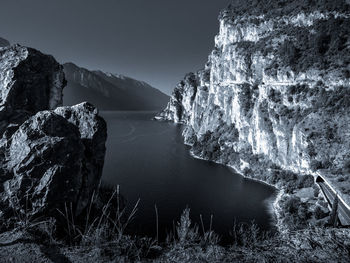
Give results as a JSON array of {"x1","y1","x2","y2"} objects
[{"x1": 1, "y1": 184, "x2": 350, "y2": 262}]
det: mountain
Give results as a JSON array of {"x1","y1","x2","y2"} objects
[
  {"x1": 157, "y1": 0, "x2": 350, "y2": 224},
  {"x1": 63, "y1": 62, "x2": 169, "y2": 111},
  {"x1": 0, "y1": 37, "x2": 10, "y2": 47}
]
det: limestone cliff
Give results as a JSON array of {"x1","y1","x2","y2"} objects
[{"x1": 158, "y1": 1, "x2": 350, "y2": 197}]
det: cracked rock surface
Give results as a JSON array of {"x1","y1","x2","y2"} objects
[{"x1": 0, "y1": 44, "x2": 107, "y2": 219}]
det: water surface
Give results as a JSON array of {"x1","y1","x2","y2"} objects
[{"x1": 102, "y1": 111, "x2": 276, "y2": 242}]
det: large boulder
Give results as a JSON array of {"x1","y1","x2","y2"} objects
[
  {"x1": 1, "y1": 111, "x2": 85, "y2": 217},
  {"x1": 0, "y1": 45, "x2": 66, "y2": 136},
  {"x1": 54, "y1": 102, "x2": 107, "y2": 213},
  {"x1": 0, "y1": 44, "x2": 107, "y2": 220}
]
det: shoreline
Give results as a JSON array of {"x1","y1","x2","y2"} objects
[
  {"x1": 185, "y1": 140, "x2": 329, "y2": 234},
  {"x1": 188, "y1": 149, "x2": 284, "y2": 232},
  {"x1": 155, "y1": 118, "x2": 330, "y2": 234}
]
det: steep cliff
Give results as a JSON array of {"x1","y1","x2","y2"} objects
[
  {"x1": 63, "y1": 62, "x2": 169, "y2": 111},
  {"x1": 158, "y1": 1, "x2": 350, "y2": 200}
]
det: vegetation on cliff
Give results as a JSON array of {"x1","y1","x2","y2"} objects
[{"x1": 223, "y1": 0, "x2": 350, "y2": 19}]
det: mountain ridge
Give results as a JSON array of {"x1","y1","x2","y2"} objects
[
  {"x1": 63, "y1": 62, "x2": 169, "y2": 111},
  {"x1": 0, "y1": 37, "x2": 10, "y2": 47}
]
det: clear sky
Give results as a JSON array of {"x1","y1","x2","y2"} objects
[{"x1": 0, "y1": 0, "x2": 230, "y2": 94}]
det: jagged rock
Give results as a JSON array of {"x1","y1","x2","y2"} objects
[
  {"x1": 1, "y1": 111, "x2": 84, "y2": 217},
  {"x1": 0, "y1": 44, "x2": 66, "y2": 136},
  {"x1": 0, "y1": 44, "x2": 107, "y2": 219},
  {"x1": 0, "y1": 104, "x2": 107, "y2": 218},
  {"x1": 54, "y1": 102, "x2": 107, "y2": 213}
]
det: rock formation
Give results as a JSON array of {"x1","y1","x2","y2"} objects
[
  {"x1": 54, "y1": 102, "x2": 107, "y2": 213},
  {"x1": 158, "y1": 1, "x2": 350, "y2": 200},
  {"x1": 0, "y1": 45, "x2": 107, "y2": 219},
  {"x1": 0, "y1": 44, "x2": 66, "y2": 136}
]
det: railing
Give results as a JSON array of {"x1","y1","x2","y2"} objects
[{"x1": 315, "y1": 171, "x2": 350, "y2": 226}]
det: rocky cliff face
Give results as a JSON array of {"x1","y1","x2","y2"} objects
[
  {"x1": 0, "y1": 45, "x2": 66, "y2": 136},
  {"x1": 158, "y1": 1, "x2": 350, "y2": 184},
  {"x1": 0, "y1": 45, "x2": 107, "y2": 219}
]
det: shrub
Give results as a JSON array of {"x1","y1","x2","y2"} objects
[
  {"x1": 314, "y1": 206, "x2": 329, "y2": 220},
  {"x1": 297, "y1": 175, "x2": 315, "y2": 189},
  {"x1": 231, "y1": 221, "x2": 267, "y2": 248},
  {"x1": 268, "y1": 89, "x2": 282, "y2": 103},
  {"x1": 280, "y1": 195, "x2": 312, "y2": 230},
  {"x1": 310, "y1": 160, "x2": 323, "y2": 171},
  {"x1": 176, "y1": 208, "x2": 200, "y2": 245},
  {"x1": 280, "y1": 40, "x2": 301, "y2": 67},
  {"x1": 284, "y1": 196, "x2": 302, "y2": 214}
]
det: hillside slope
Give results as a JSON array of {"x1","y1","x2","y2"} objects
[
  {"x1": 63, "y1": 62, "x2": 169, "y2": 111},
  {"x1": 0, "y1": 37, "x2": 10, "y2": 47}
]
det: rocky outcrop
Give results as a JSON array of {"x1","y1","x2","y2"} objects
[
  {"x1": 1, "y1": 111, "x2": 85, "y2": 217},
  {"x1": 158, "y1": 1, "x2": 350, "y2": 190},
  {"x1": 54, "y1": 102, "x2": 107, "y2": 213},
  {"x1": 0, "y1": 45, "x2": 66, "y2": 136},
  {"x1": 0, "y1": 45, "x2": 107, "y2": 219}
]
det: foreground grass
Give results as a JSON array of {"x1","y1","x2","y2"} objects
[{"x1": 0, "y1": 185, "x2": 350, "y2": 263}]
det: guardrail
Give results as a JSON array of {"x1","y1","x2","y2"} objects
[{"x1": 315, "y1": 171, "x2": 350, "y2": 226}]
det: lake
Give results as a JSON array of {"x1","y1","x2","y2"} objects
[{"x1": 101, "y1": 111, "x2": 276, "y2": 243}]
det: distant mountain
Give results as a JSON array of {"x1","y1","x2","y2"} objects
[
  {"x1": 63, "y1": 62, "x2": 169, "y2": 111},
  {"x1": 0, "y1": 37, "x2": 10, "y2": 47}
]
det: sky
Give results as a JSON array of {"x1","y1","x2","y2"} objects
[{"x1": 0, "y1": 0, "x2": 230, "y2": 95}]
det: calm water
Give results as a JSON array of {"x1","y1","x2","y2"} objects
[{"x1": 101, "y1": 111, "x2": 276, "y2": 242}]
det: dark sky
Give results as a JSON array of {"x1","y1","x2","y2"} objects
[{"x1": 0, "y1": 0, "x2": 230, "y2": 94}]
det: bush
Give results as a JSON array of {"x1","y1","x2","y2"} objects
[
  {"x1": 310, "y1": 160, "x2": 323, "y2": 171},
  {"x1": 284, "y1": 196, "x2": 302, "y2": 214},
  {"x1": 231, "y1": 221, "x2": 269, "y2": 248},
  {"x1": 268, "y1": 89, "x2": 282, "y2": 103},
  {"x1": 280, "y1": 40, "x2": 301, "y2": 67},
  {"x1": 280, "y1": 195, "x2": 312, "y2": 230},
  {"x1": 314, "y1": 206, "x2": 329, "y2": 220},
  {"x1": 297, "y1": 175, "x2": 315, "y2": 189},
  {"x1": 176, "y1": 208, "x2": 200, "y2": 246}
]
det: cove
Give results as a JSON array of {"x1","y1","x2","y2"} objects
[{"x1": 101, "y1": 111, "x2": 277, "y2": 242}]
